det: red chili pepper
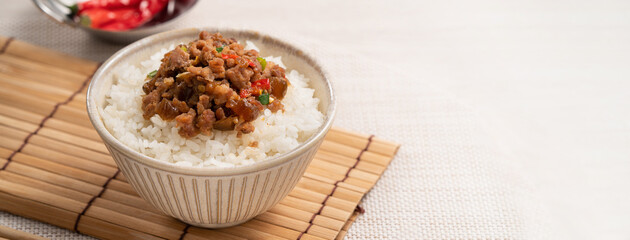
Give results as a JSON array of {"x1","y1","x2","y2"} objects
[
  {"x1": 221, "y1": 54, "x2": 240, "y2": 60},
  {"x1": 138, "y1": 0, "x2": 169, "y2": 24},
  {"x1": 246, "y1": 59, "x2": 256, "y2": 68},
  {"x1": 70, "y1": 0, "x2": 168, "y2": 31},
  {"x1": 252, "y1": 79, "x2": 271, "y2": 90},
  {"x1": 239, "y1": 88, "x2": 252, "y2": 98},
  {"x1": 75, "y1": 0, "x2": 143, "y2": 13},
  {"x1": 80, "y1": 7, "x2": 139, "y2": 29}
]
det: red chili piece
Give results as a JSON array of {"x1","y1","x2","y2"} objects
[
  {"x1": 252, "y1": 79, "x2": 270, "y2": 90},
  {"x1": 221, "y1": 54, "x2": 240, "y2": 60},
  {"x1": 239, "y1": 89, "x2": 252, "y2": 98},
  {"x1": 246, "y1": 59, "x2": 256, "y2": 68}
]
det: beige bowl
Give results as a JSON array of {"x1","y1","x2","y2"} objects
[{"x1": 86, "y1": 28, "x2": 336, "y2": 228}]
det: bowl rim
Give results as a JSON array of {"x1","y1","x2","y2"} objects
[{"x1": 87, "y1": 27, "x2": 336, "y2": 176}]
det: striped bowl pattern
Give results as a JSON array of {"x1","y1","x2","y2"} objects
[
  {"x1": 87, "y1": 28, "x2": 335, "y2": 228},
  {"x1": 104, "y1": 140, "x2": 322, "y2": 228}
]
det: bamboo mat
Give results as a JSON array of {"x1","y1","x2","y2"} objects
[{"x1": 0, "y1": 36, "x2": 400, "y2": 240}]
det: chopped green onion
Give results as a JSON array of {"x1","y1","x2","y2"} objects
[
  {"x1": 147, "y1": 70, "x2": 157, "y2": 78},
  {"x1": 216, "y1": 47, "x2": 223, "y2": 53},
  {"x1": 257, "y1": 57, "x2": 266, "y2": 71},
  {"x1": 258, "y1": 92, "x2": 270, "y2": 105},
  {"x1": 180, "y1": 45, "x2": 188, "y2": 52}
]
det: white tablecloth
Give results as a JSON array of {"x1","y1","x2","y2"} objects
[{"x1": 2, "y1": 0, "x2": 630, "y2": 239}]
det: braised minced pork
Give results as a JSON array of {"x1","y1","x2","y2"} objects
[{"x1": 141, "y1": 31, "x2": 289, "y2": 138}]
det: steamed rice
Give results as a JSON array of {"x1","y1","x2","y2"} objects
[{"x1": 101, "y1": 41, "x2": 324, "y2": 167}]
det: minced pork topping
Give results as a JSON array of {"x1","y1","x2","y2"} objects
[{"x1": 141, "y1": 31, "x2": 289, "y2": 138}]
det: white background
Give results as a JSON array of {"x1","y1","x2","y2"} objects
[{"x1": 1, "y1": 0, "x2": 629, "y2": 239}]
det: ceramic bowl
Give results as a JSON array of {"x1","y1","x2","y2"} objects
[{"x1": 86, "y1": 28, "x2": 336, "y2": 227}]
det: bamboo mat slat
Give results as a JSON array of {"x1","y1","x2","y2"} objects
[
  {"x1": 0, "y1": 37, "x2": 400, "y2": 240},
  {"x1": 0, "y1": 222, "x2": 48, "y2": 240}
]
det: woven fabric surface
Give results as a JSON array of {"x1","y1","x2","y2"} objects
[{"x1": 0, "y1": 0, "x2": 584, "y2": 239}]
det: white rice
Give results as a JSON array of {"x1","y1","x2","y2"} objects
[{"x1": 100, "y1": 42, "x2": 324, "y2": 167}]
